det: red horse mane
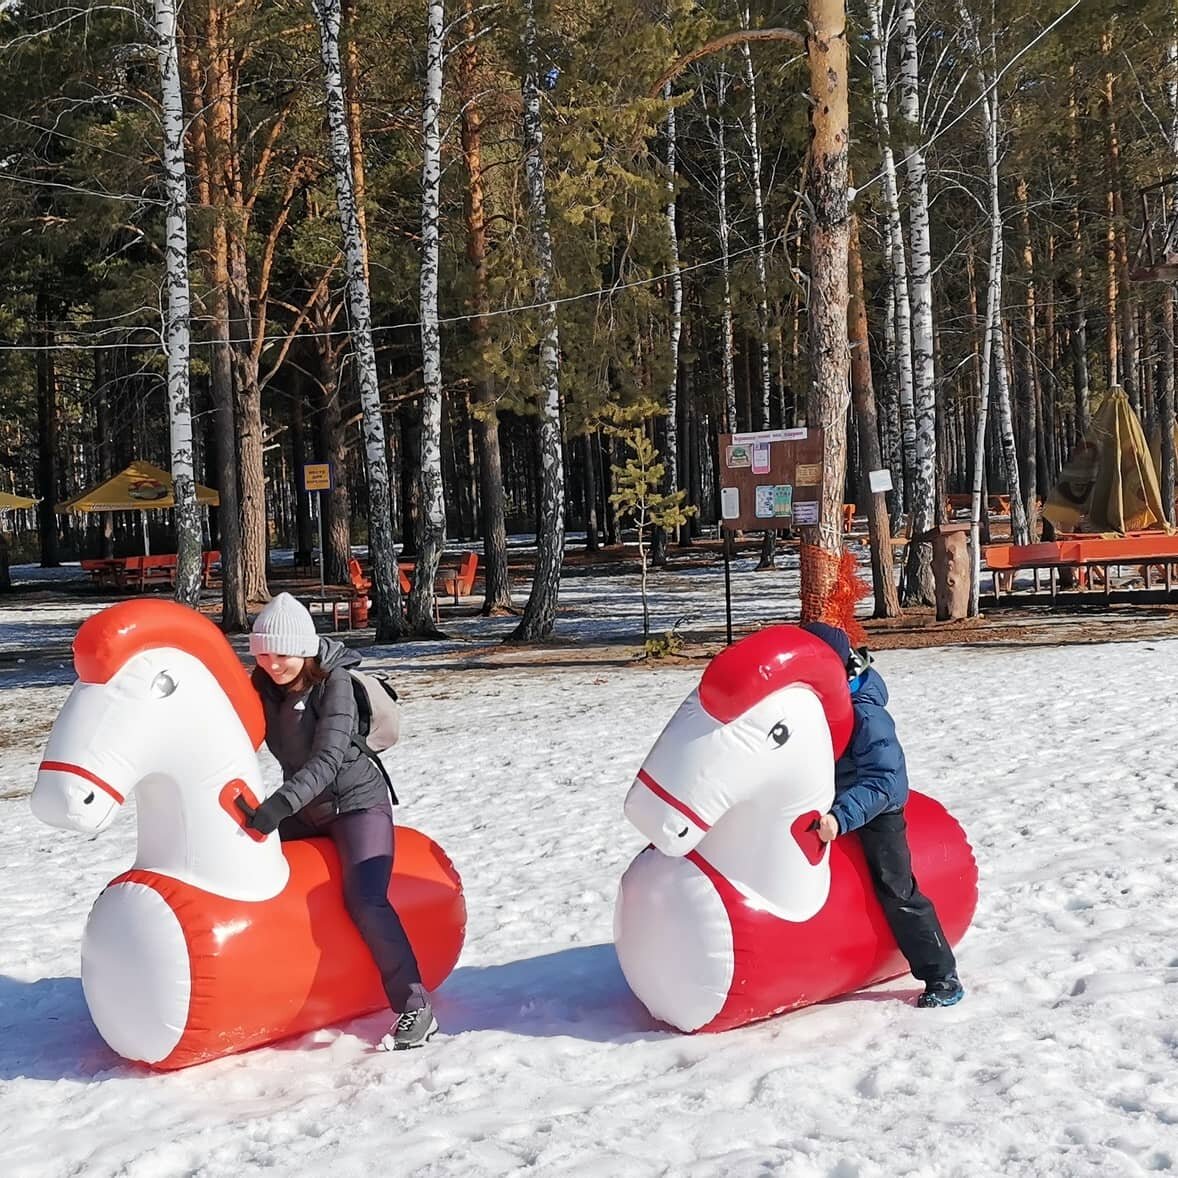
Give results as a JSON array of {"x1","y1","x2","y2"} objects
[
  {"x1": 74, "y1": 600, "x2": 265, "y2": 749},
  {"x1": 697, "y1": 625, "x2": 854, "y2": 758}
]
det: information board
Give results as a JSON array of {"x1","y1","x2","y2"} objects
[{"x1": 717, "y1": 428, "x2": 824, "y2": 531}]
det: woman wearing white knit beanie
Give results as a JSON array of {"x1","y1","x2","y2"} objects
[{"x1": 242, "y1": 592, "x2": 436, "y2": 1050}]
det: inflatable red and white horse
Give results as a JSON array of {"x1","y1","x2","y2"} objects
[
  {"x1": 614, "y1": 625, "x2": 977, "y2": 1032},
  {"x1": 31, "y1": 599, "x2": 465, "y2": 1069}
]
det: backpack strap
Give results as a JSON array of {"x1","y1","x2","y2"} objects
[
  {"x1": 307, "y1": 676, "x2": 400, "y2": 809},
  {"x1": 350, "y1": 733, "x2": 400, "y2": 807}
]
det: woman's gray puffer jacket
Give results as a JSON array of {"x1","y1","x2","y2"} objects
[{"x1": 252, "y1": 638, "x2": 390, "y2": 828}]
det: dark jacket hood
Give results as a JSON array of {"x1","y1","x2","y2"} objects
[{"x1": 317, "y1": 637, "x2": 361, "y2": 672}]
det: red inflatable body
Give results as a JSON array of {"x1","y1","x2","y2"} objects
[{"x1": 615, "y1": 625, "x2": 978, "y2": 1032}]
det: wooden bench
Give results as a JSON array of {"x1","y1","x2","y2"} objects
[
  {"x1": 398, "y1": 551, "x2": 479, "y2": 606},
  {"x1": 984, "y1": 534, "x2": 1178, "y2": 600},
  {"x1": 947, "y1": 493, "x2": 1013, "y2": 519}
]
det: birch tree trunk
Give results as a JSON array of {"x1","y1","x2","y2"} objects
[
  {"x1": 740, "y1": 9, "x2": 772, "y2": 425},
  {"x1": 880, "y1": 275, "x2": 905, "y2": 520},
  {"x1": 977, "y1": 67, "x2": 1028, "y2": 545},
  {"x1": 34, "y1": 298, "x2": 58, "y2": 567},
  {"x1": 897, "y1": 0, "x2": 937, "y2": 602},
  {"x1": 508, "y1": 0, "x2": 566, "y2": 643},
  {"x1": 408, "y1": 0, "x2": 447, "y2": 636},
  {"x1": 708, "y1": 68, "x2": 737, "y2": 433},
  {"x1": 155, "y1": 0, "x2": 201, "y2": 606},
  {"x1": 311, "y1": 0, "x2": 402, "y2": 640},
  {"x1": 802, "y1": 0, "x2": 851, "y2": 600},
  {"x1": 867, "y1": 0, "x2": 916, "y2": 509}
]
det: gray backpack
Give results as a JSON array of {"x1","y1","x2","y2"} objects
[
  {"x1": 348, "y1": 670, "x2": 402, "y2": 804},
  {"x1": 350, "y1": 669, "x2": 401, "y2": 751}
]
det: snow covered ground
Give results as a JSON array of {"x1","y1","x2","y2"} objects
[{"x1": 1, "y1": 563, "x2": 1177, "y2": 1176}]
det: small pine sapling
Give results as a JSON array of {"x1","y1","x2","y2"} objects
[{"x1": 608, "y1": 421, "x2": 695, "y2": 645}]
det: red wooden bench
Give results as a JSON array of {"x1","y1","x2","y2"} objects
[
  {"x1": 984, "y1": 533, "x2": 1178, "y2": 599},
  {"x1": 398, "y1": 552, "x2": 479, "y2": 605}
]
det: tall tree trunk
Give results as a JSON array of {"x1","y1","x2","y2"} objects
[
  {"x1": 1163, "y1": 33, "x2": 1178, "y2": 524},
  {"x1": 582, "y1": 432, "x2": 599, "y2": 551},
  {"x1": 182, "y1": 27, "x2": 246, "y2": 629},
  {"x1": 849, "y1": 216, "x2": 900, "y2": 617},
  {"x1": 289, "y1": 386, "x2": 315, "y2": 566},
  {"x1": 1017, "y1": 174, "x2": 1041, "y2": 537},
  {"x1": 740, "y1": 9, "x2": 772, "y2": 424},
  {"x1": 408, "y1": 0, "x2": 447, "y2": 636},
  {"x1": 1070, "y1": 67, "x2": 1091, "y2": 436},
  {"x1": 458, "y1": 0, "x2": 513, "y2": 613},
  {"x1": 1163, "y1": 293, "x2": 1177, "y2": 522},
  {"x1": 309, "y1": 296, "x2": 353, "y2": 584},
  {"x1": 880, "y1": 269, "x2": 905, "y2": 521},
  {"x1": 653, "y1": 80, "x2": 683, "y2": 566},
  {"x1": 958, "y1": 3, "x2": 1027, "y2": 544},
  {"x1": 155, "y1": 0, "x2": 201, "y2": 605},
  {"x1": 708, "y1": 68, "x2": 737, "y2": 432},
  {"x1": 898, "y1": 0, "x2": 936, "y2": 601},
  {"x1": 202, "y1": 4, "x2": 268, "y2": 601},
  {"x1": 311, "y1": 0, "x2": 402, "y2": 640},
  {"x1": 867, "y1": 0, "x2": 917, "y2": 510},
  {"x1": 508, "y1": 0, "x2": 566, "y2": 642},
  {"x1": 34, "y1": 291, "x2": 59, "y2": 567},
  {"x1": 801, "y1": 0, "x2": 850, "y2": 618}
]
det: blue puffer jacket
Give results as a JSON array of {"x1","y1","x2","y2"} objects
[{"x1": 830, "y1": 666, "x2": 909, "y2": 835}]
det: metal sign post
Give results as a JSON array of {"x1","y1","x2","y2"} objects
[{"x1": 301, "y1": 463, "x2": 334, "y2": 624}]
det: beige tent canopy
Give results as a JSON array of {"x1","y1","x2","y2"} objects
[
  {"x1": 1042, "y1": 388, "x2": 1170, "y2": 535},
  {"x1": 56, "y1": 460, "x2": 219, "y2": 513},
  {"x1": 0, "y1": 492, "x2": 38, "y2": 511}
]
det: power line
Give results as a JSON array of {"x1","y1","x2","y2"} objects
[{"x1": 0, "y1": 230, "x2": 788, "y2": 353}]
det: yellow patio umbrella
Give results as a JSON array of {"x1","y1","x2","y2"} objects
[
  {"x1": 56, "y1": 460, "x2": 219, "y2": 554},
  {"x1": 0, "y1": 492, "x2": 38, "y2": 511},
  {"x1": 56, "y1": 460, "x2": 219, "y2": 513}
]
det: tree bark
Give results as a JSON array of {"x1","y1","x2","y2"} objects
[
  {"x1": 311, "y1": 0, "x2": 402, "y2": 640},
  {"x1": 897, "y1": 0, "x2": 937, "y2": 602},
  {"x1": 802, "y1": 0, "x2": 851, "y2": 604},
  {"x1": 155, "y1": 0, "x2": 201, "y2": 606},
  {"x1": 408, "y1": 0, "x2": 447, "y2": 637},
  {"x1": 849, "y1": 217, "x2": 901, "y2": 617},
  {"x1": 508, "y1": 0, "x2": 566, "y2": 642},
  {"x1": 867, "y1": 0, "x2": 916, "y2": 509},
  {"x1": 181, "y1": 24, "x2": 246, "y2": 629},
  {"x1": 653, "y1": 79, "x2": 683, "y2": 566},
  {"x1": 34, "y1": 291, "x2": 59, "y2": 567},
  {"x1": 458, "y1": 0, "x2": 513, "y2": 613}
]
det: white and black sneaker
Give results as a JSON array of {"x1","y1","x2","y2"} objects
[{"x1": 380, "y1": 988, "x2": 438, "y2": 1051}]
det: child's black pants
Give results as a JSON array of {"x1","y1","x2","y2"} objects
[{"x1": 857, "y1": 808, "x2": 957, "y2": 984}]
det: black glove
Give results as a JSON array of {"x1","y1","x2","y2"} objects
[{"x1": 234, "y1": 792, "x2": 293, "y2": 836}]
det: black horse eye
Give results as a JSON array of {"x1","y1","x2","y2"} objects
[{"x1": 768, "y1": 722, "x2": 790, "y2": 747}]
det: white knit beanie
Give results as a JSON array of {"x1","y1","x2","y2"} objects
[{"x1": 249, "y1": 592, "x2": 320, "y2": 657}]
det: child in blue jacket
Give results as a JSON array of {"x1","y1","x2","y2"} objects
[{"x1": 801, "y1": 622, "x2": 964, "y2": 1008}]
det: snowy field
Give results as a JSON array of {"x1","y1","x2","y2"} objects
[{"x1": 1, "y1": 560, "x2": 1177, "y2": 1176}]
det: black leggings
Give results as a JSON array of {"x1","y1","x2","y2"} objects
[
  {"x1": 281, "y1": 805, "x2": 423, "y2": 1011},
  {"x1": 857, "y1": 809, "x2": 957, "y2": 984}
]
